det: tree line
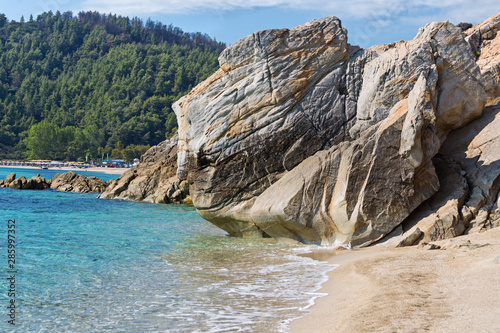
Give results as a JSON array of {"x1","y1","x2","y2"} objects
[{"x1": 0, "y1": 11, "x2": 224, "y2": 161}]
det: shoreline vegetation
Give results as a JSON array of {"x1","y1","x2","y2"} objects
[{"x1": 290, "y1": 227, "x2": 500, "y2": 332}]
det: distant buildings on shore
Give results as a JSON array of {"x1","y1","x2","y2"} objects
[{"x1": 0, "y1": 159, "x2": 132, "y2": 168}]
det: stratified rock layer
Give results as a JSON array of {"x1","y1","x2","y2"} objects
[
  {"x1": 466, "y1": 14, "x2": 500, "y2": 99},
  {"x1": 173, "y1": 17, "x2": 489, "y2": 246},
  {"x1": 377, "y1": 14, "x2": 500, "y2": 247}
]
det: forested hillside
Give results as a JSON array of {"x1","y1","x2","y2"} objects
[{"x1": 0, "y1": 11, "x2": 224, "y2": 161}]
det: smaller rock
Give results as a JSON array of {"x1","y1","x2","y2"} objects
[
  {"x1": 2, "y1": 173, "x2": 50, "y2": 190},
  {"x1": 24, "y1": 177, "x2": 35, "y2": 189},
  {"x1": 461, "y1": 205, "x2": 473, "y2": 226},
  {"x1": 9, "y1": 178, "x2": 23, "y2": 189},
  {"x1": 50, "y1": 172, "x2": 107, "y2": 193},
  {"x1": 179, "y1": 180, "x2": 190, "y2": 196},
  {"x1": 468, "y1": 207, "x2": 492, "y2": 233},
  {"x1": 29, "y1": 175, "x2": 50, "y2": 190},
  {"x1": 165, "y1": 184, "x2": 177, "y2": 198},
  {"x1": 5, "y1": 173, "x2": 16, "y2": 185},
  {"x1": 438, "y1": 239, "x2": 488, "y2": 250},
  {"x1": 419, "y1": 243, "x2": 441, "y2": 250},
  {"x1": 86, "y1": 176, "x2": 108, "y2": 192},
  {"x1": 170, "y1": 189, "x2": 184, "y2": 202},
  {"x1": 183, "y1": 196, "x2": 193, "y2": 205}
]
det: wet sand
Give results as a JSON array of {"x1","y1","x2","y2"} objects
[
  {"x1": 0, "y1": 165, "x2": 127, "y2": 175},
  {"x1": 290, "y1": 227, "x2": 500, "y2": 333}
]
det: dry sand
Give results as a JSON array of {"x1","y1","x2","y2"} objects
[
  {"x1": 290, "y1": 227, "x2": 500, "y2": 333},
  {"x1": 0, "y1": 165, "x2": 127, "y2": 175}
]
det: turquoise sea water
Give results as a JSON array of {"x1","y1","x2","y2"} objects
[
  {"x1": 0, "y1": 168, "x2": 333, "y2": 332},
  {"x1": 0, "y1": 167, "x2": 120, "y2": 182}
]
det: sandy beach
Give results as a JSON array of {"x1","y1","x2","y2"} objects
[
  {"x1": 0, "y1": 164, "x2": 127, "y2": 175},
  {"x1": 290, "y1": 228, "x2": 500, "y2": 333}
]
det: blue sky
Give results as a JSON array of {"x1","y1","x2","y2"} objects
[{"x1": 2, "y1": 1, "x2": 500, "y2": 48}]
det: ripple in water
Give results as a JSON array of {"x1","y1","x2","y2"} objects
[{"x1": 0, "y1": 186, "x2": 334, "y2": 332}]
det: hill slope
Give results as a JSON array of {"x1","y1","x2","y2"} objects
[{"x1": 0, "y1": 11, "x2": 224, "y2": 160}]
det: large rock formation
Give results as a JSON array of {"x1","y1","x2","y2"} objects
[
  {"x1": 99, "y1": 14, "x2": 500, "y2": 247},
  {"x1": 99, "y1": 134, "x2": 191, "y2": 204},
  {"x1": 173, "y1": 16, "x2": 491, "y2": 246}
]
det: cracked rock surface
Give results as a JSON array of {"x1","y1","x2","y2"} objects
[
  {"x1": 102, "y1": 14, "x2": 500, "y2": 247},
  {"x1": 173, "y1": 16, "x2": 489, "y2": 246}
]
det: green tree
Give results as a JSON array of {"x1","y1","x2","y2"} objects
[
  {"x1": 82, "y1": 124, "x2": 104, "y2": 152},
  {"x1": 0, "y1": 14, "x2": 6, "y2": 28},
  {"x1": 57, "y1": 125, "x2": 77, "y2": 160},
  {"x1": 110, "y1": 141, "x2": 124, "y2": 159},
  {"x1": 25, "y1": 120, "x2": 60, "y2": 160},
  {"x1": 122, "y1": 144, "x2": 150, "y2": 162}
]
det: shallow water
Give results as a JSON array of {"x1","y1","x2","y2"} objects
[
  {"x1": 0, "y1": 168, "x2": 333, "y2": 332},
  {"x1": 0, "y1": 166, "x2": 120, "y2": 182}
]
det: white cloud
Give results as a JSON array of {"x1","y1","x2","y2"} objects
[
  {"x1": 81, "y1": 0, "x2": 499, "y2": 23},
  {"x1": 81, "y1": 0, "x2": 405, "y2": 18}
]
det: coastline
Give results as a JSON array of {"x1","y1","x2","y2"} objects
[
  {"x1": 290, "y1": 228, "x2": 500, "y2": 333},
  {"x1": 0, "y1": 164, "x2": 127, "y2": 175}
]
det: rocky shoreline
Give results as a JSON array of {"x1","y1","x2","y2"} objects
[
  {"x1": 99, "y1": 13, "x2": 500, "y2": 247},
  {"x1": 98, "y1": 134, "x2": 192, "y2": 204},
  {"x1": 0, "y1": 171, "x2": 109, "y2": 193}
]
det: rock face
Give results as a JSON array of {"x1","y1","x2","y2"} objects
[
  {"x1": 380, "y1": 98, "x2": 500, "y2": 246},
  {"x1": 99, "y1": 134, "x2": 191, "y2": 204},
  {"x1": 377, "y1": 14, "x2": 500, "y2": 247},
  {"x1": 466, "y1": 14, "x2": 500, "y2": 99},
  {"x1": 173, "y1": 16, "x2": 489, "y2": 246},
  {"x1": 97, "y1": 14, "x2": 500, "y2": 247}
]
